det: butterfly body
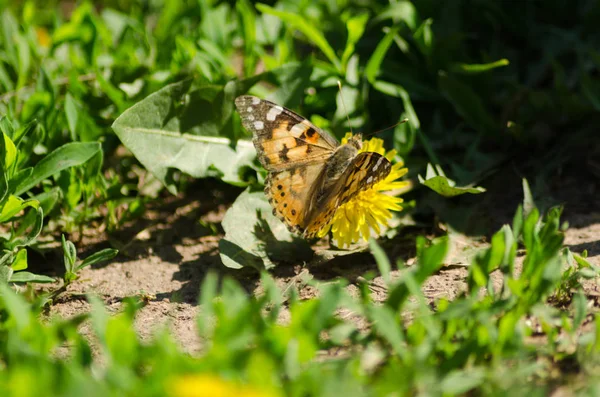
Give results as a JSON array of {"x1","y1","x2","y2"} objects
[{"x1": 235, "y1": 95, "x2": 392, "y2": 238}]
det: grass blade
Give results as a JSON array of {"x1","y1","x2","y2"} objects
[{"x1": 256, "y1": 4, "x2": 341, "y2": 72}]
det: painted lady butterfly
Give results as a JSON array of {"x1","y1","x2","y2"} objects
[{"x1": 235, "y1": 96, "x2": 392, "y2": 239}]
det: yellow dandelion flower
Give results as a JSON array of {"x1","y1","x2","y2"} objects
[
  {"x1": 317, "y1": 134, "x2": 410, "y2": 248},
  {"x1": 168, "y1": 374, "x2": 279, "y2": 397}
]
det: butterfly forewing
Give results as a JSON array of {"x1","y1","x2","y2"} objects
[{"x1": 235, "y1": 96, "x2": 337, "y2": 172}]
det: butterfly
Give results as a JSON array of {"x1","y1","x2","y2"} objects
[{"x1": 234, "y1": 95, "x2": 392, "y2": 239}]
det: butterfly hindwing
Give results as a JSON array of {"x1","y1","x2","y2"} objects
[
  {"x1": 235, "y1": 95, "x2": 338, "y2": 172},
  {"x1": 264, "y1": 163, "x2": 326, "y2": 233},
  {"x1": 336, "y1": 152, "x2": 392, "y2": 205}
]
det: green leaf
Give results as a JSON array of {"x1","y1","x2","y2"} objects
[
  {"x1": 62, "y1": 235, "x2": 77, "y2": 274},
  {"x1": 65, "y1": 92, "x2": 79, "y2": 140},
  {"x1": 9, "y1": 271, "x2": 55, "y2": 284},
  {"x1": 2, "y1": 132, "x2": 16, "y2": 170},
  {"x1": 438, "y1": 71, "x2": 497, "y2": 135},
  {"x1": 512, "y1": 204, "x2": 524, "y2": 239},
  {"x1": 197, "y1": 271, "x2": 218, "y2": 336},
  {"x1": 14, "y1": 142, "x2": 102, "y2": 195},
  {"x1": 341, "y1": 13, "x2": 369, "y2": 72},
  {"x1": 522, "y1": 178, "x2": 536, "y2": 218},
  {"x1": 372, "y1": 2, "x2": 421, "y2": 30},
  {"x1": 1, "y1": 11, "x2": 19, "y2": 68},
  {"x1": 256, "y1": 4, "x2": 341, "y2": 71},
  {"x1": 0, "y1": 62, "x2": 13, "y2": 92},
  {"x1": 0, "y1": 264, "x2": 12, "y2": 284},
  {"x1": 0, "y1": 117, "x2": 15, "y2": 140},
  {"x1": 0, "y1": 283, "x2": 29, "y2": 328},
  {"x1": 418, "y1": 164, "x2": 486, "y2": 197},
  {"x1": 0, "y1": 163, "x2": 8, "y2": 207},
  {"x1": 441, "y1": 368, "x2": 485, "y2": 394},
  {"x1": 112, "y1": 79, "x2": 258, "y2": 194},
  {"x1": 12, "y1": 119, "x2": 37, "y2": 148},
  {"x1": 415, "y1": 236, "x2": 450, "y2": 279},
  {"x1": 449, "y1": 59, "x2": 510, "y2": 74},
  {"x1": 387, "y1": 236, "x2": 449, "y2": 310},
  {"x1": 237, "y1": 0, "x2": 258, "y2": 76},
  {"x1": 368, "y1": 305, "x2": 405, "y2": 356},
  {"x1": 365, "y1": 27, "x2": 401, "y2": 84},
  {"x1": 369, "y1": 238, "x2": 391, "y2": 285},
  {"x1": 372, "y1": 80, "x2": 420, "y2": 129},
  {"x1": 12, "y1": 190, "x2": 56, "y2": 246},
  {"x1": 572, "y1": 291, "x2": 587, "y2": 330},
  {"x1": 95, "y1": 67, "x2": 127, "y2": 112},
  {"x1": 219, "y1": 190, "x2": 312, "y2": 270},
  {"x1": 76, "y1": 248, "x2": 119, "y2": 272},
  {"x1": 10, "y1": 248, "x2": 27, "y2": 271},
  {"x1": 413, "y1": 19, "x2": 433, "y2": 57},
  {"x1": 264, "y1": 61, "x2": 313, "y2": 109},
  {"x1": 0, "y1": 196, "x2": 39, "y2": 223},
  {"x1": 573, "y1": 252, "x2": 593, "y2": 268},
  {"x1": 8, "y1": 168, "x2": 32, "y2": 196},
  {"x1": 1, "y1": 11, "x2": 30, "y2": 89},
  {"x1": 88, "y1": 294, "x2": 110, "y2": 344},
  {"x1": 468, "y1": 225, "x2": 515, "y2": 293}
]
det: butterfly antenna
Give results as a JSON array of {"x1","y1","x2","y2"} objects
[
  {"x1": 337, "y1": 80, "x2": 354, "y2": 135},
  {"x1": 363, "y1": 118, "x2": 410, "y2": 138}
]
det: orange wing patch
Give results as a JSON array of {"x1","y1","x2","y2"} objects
[{"x1": 264, "y1": 164, "x2": 325, "y2": 233}]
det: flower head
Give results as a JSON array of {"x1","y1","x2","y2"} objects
[{"x1": 318, "y1": 134, "x2": 409, "y2": 248}]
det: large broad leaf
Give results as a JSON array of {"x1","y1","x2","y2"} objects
[
  {"x1": 219, "y1": 190, "x2": 312, "y2": 270},
  {"x1": 112, "y1": 64, "x2": 313, "y2": 194},
  {"x1": 112, "y1": 79, "x2": 257, "y2": 193}
]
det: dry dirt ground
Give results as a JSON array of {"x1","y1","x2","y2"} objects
[{"x1": 44, "y1": 168, "x2": 600, "y2": 354}]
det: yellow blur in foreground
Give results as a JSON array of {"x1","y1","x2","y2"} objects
[{"x1": 169, "y1": 374, "x2": 279, "y2": 397}]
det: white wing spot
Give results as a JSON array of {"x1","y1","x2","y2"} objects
[
  {"x1": 252, "y1": 97, "x2": 261, "y2": 105},
  {"x1": 248, "y1": 114, "x2": 255, "y2": 121},
  {"x1": 266, "y1": 105, "x2": 283, "y2": 121},
  {"x1": 254, "y1": 121, "x2": 264, "y2": 130},
  {"x1": 367, "y1": 176, "x2": 373, "y2": 184},
  {"x1": 373, "y1": 156, "x2": 384, "y2": 171},
  {"x1": 290, "y1": 123, "x2": 307, "y2": 137},
  {"x1": 247, "y1": 106, "x2": 253, "y2": 113}
]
